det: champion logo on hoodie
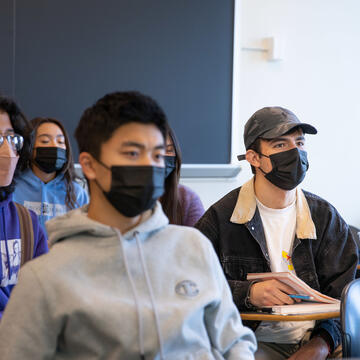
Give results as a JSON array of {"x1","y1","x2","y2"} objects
[
  {"x1": 0, "y1": 238, "x2": 21, "y2": 287},
  {"x1": 175, "y1": 280, "x2": 199, "y2": 298}
]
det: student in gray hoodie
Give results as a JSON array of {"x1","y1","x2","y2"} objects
[{"x1": 0, "y1": 91, "x2": 257, "y2": 360}]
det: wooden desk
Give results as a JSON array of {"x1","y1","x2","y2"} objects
[{"x1": 241, "y1": 311, "x2": 340, "y2": 322}]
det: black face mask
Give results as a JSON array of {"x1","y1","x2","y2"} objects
[
  {"x1": 34, "y1": 147, "x2": 67, "y2": 173},
  {"x1": 259, "y1": 148, "x2": 309, "y2": 190},
  {"x1": 164, "y1": 155, "x2": 176, "y2": 178},
  {"x1": 96, "y1": 161, "x2": 165, "y2": 217}
]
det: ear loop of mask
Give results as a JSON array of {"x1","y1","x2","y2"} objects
[
  {"x1": 96, "y1": 157, "x2": 112, "y2": 170},
  {"x1": 256, "y1": 152, "x2": 270, "y2": 176},
  {"x1": 90, "y1": 156, "x2": 111, "y2": 192}
]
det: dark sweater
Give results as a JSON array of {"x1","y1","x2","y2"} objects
[{"x1": 178, "y1": 184, "x2": 205, "y2": 227}]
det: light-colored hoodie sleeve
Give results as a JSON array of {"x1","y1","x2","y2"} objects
[
  {"x1": 0, "y1": 263, "x2": 59, "y2": 359},
  {"x1": 204, "y1": 243, "x2": 257, "y2": 360}
]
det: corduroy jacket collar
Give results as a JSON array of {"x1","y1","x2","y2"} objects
[{"x1": 230, "y1": 177, "x2": 317, "y2": 240}]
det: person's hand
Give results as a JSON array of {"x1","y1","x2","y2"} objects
[
  {"x1": 249, "y1": 279, "x2": 300, "y2": 307},
  {"x1": 288, "y1": 336, "x2": 329, "y2": 360}
]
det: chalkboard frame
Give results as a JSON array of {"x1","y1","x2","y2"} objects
[{"x1": 1, "y1": 0, "x2": 235, "y2": 168}]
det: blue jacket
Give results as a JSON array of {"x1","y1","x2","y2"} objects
[
  {"x1": 195, "y1": 178, "x2": 358, "y2": 352},
  {"x1": 0, "y1": 194, "x2": 48, "y2": 318},
  {"x1": 13, "y1": 169, "x2": 89, "y2": 228}
]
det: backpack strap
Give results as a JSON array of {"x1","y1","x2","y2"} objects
[{"x1": 14, "y1": 203, "x2": 34, "y2": 266}]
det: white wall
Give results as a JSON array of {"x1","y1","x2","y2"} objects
[{"x1": 181, "y1": 0, "x2": 360, "y2": 226}]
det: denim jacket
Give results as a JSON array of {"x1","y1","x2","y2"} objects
[{"x1": 195, "y1": 178, "x2": 358, "y2": 350}]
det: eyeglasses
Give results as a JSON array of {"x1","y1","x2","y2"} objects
[{"x1": 0, "y1": 134, "x2": 24, "y2": 154}]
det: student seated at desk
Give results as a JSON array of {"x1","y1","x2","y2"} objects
[
  {"x1": 0, "y1": 91, "x2": 257, "y2": 359},
  {"x1": 195, "y1": 107, "x2": 358, "y2": 360},
  {"x1": 13, "y1": 117, "x2": 88, "y2": 228},
  {"x1": 0, "y1": 96, "x2": 48, "y2": 319},
  {"x1": 160, "y1": 124, "x2": 205, "y2": 226}
]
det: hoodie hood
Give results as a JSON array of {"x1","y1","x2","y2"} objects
[{"x1": 46, "y1": 201, "x2": 169, "y2": 247}]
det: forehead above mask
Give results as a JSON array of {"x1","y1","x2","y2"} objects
[
  {"x1": 260, "y1": 127, "x2": 304, "y2": 145},
  {"x1": 36, "y1": 122, "x2": 64, "y2": 138},
  {"x1": 99, "y1": 122, "x2": 165, "y2": 160}
]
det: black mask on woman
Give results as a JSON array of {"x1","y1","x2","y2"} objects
[
  {"x1": 96, "y1": 161, "x2": 165, "y2": 217},
  {"x1": 164, "y1": 155, "x2": 176, "y2": 178},
  {"x1": 34, "y1": 147, "x2": 67, "y2": 173},
  {"x1": 259, "y1": 148, "x2": 309, "y2": 190}
]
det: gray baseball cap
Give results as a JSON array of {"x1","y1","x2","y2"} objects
[{"x1": 237, "y1": 106, "x2": 317, "y2": 161}]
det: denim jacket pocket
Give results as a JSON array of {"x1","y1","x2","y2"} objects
[{"x1": 220, "y1": 255, "x2": 266, "y2": 281}]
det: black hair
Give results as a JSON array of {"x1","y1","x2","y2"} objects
[
  {"x1": 29, "y1": 117, "x2": 79, "y2": 209},
  {"x1": 75, "y1": 91, "x2": 167, "y2": 159},
  {"x1": 0, "y1": 96, "x2": 32, "y2": 200},
  {"x1": 159, "y1": 124, "x2": 183, "y2": 225}
]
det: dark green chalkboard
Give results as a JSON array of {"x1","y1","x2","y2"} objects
[{"x1": 0, "y1": 0, "x2": 234, "y2": 164}]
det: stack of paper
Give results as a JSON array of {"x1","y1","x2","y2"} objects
[{"x1": 247, "y1": 272, "x2": 340, "y2": 315}]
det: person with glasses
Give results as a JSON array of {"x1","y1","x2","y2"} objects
[
  {"x1": 13, "y1": 117, "x2": 89, "y2": 229},
  {"x1": 0, "y1": 96, "x2": 48, "y2": 319}
]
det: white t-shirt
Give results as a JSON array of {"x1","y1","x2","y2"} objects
[{"x1": 254, "y1": 197, "x2": 315, "y2": 344}]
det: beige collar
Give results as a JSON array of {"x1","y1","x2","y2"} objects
[{"x1": 230, "y1": 177, "x2": 317, "y2": 239}]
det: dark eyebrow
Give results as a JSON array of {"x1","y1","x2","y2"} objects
[
  {"x1": 0, "y1": 129, "x2": 15, "y2": 136},
  {"x1": 37, "y1": 133, "x2": 65, "y2": 141},
  {"x1": 268, "y1": 135, "x2": 305, "y2": 144},
  {"x1": 121, "y1": 141, "x2": 165, "y2": 150},
  {"x1": 268, "y1": 137, "x2": 288, "y2": 144},
  {"x1": 154, "y1": 144, "x2": 165, "y2": 150},
  {"x1": 121, "y1": 141, "x2": 145, "y2": 149}
]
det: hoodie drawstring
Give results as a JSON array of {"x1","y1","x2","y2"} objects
[
  {"x1": 1, "y1": 207, "x2": 12, "y2": 280},
  {"x1": 115, "y1": 229, "x2": 145, "y2": 358},
  {"x1": 134, "y1": 231, "x2": 164, "y2": 360}
]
